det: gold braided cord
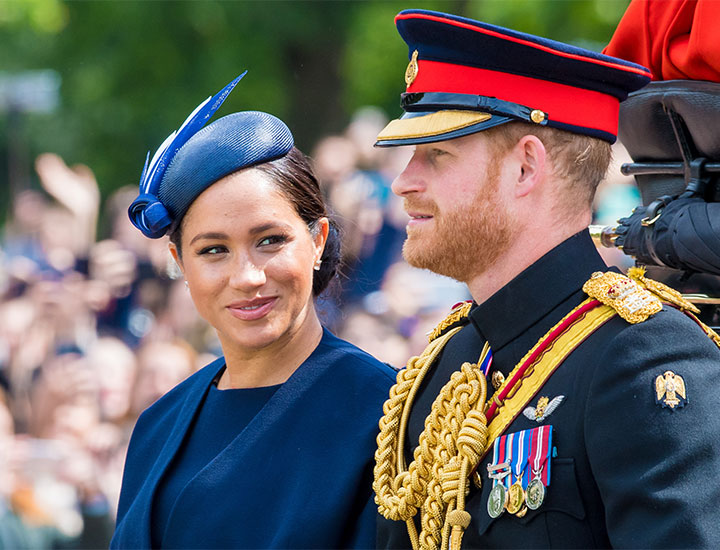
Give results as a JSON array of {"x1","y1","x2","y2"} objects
[{"x1": 373, "y1": 329, "x2": 490, "y2": 550}]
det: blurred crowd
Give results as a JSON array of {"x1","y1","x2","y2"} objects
[{"x1": 0, "y1": 107, "x2": 637, "y2": 548}]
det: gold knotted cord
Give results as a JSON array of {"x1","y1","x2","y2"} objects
[{"x1": 373, "y1": 327, "x2": 490, "y2": 550}]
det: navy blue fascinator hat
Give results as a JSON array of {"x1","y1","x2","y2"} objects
[{"x1": 129, "y1": 73, "x2": 294, "y2": 238}]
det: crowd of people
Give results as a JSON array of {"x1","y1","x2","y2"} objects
[{"x1": 0, "y1": 106, "x2": 635, "y2": 547}]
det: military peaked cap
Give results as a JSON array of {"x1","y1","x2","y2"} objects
[{"x1": 376, "y1": 9, "x2": 652, "y2": 146}]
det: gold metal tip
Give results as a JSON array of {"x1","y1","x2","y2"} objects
[
  {"x1": 588, "y1": 224, "x2": 619, "y2": 249},
  {"x1": 530, "y1": 109, "x2": 546, "y2": 124},
  {"x1": 682, "y1": 294, "x2": 720, "y2": 305}
]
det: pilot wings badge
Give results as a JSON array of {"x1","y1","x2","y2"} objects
[
  {"x1": 655, "y1": 371, "x2": 688, "y2": 409},
  {"x1": 523, "y1": 395, "x2": 565, "y2": 422}
]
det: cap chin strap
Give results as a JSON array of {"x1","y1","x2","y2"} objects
[{"x1": 401, "y1": 92, "x2": 549, "y2": 126}]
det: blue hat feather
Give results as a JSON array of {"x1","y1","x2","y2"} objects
[{"x1": 128, "y1": 73, "x2": 293, "y2": 238}]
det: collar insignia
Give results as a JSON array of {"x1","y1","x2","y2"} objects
[
  {"x1": 405, "y1": 49, "x2": 419, "y2": 88},
  {"x1": 428, "y1": 301, "x2": 472, "y2": 342},
  {"x1": 523, "y1": 395, "x2": 564, "y2": 422},
  {"x1": 655, "y1": 370, "x2": 688, "y2": 409}
]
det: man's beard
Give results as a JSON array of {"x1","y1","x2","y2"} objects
[{"x1": 402, "y1": 171, "x2": 516, "y2": 283}]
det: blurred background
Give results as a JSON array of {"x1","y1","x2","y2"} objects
[{"x1": 0, "y1": 0, "x2": 634, "y2": 546}]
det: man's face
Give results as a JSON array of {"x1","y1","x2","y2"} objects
[{"x1": 391, "y1": 131, "x2": 517, "y2": 283}]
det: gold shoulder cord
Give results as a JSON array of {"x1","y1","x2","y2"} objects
[{"x1": 374, "y1": 303, "x2": 489, "y2": 550}]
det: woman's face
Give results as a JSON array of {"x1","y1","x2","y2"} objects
[{"x1": 169, "y1": 168, "x2": 327, "y2": 355}]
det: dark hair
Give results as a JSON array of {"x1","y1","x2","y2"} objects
[{"x1": 169, "y1": 147, "x2": 341, "y2": 297}]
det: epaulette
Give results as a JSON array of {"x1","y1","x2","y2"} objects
[
  {"x1": 428, "y1": 301, "x2": 472, "y2": 342},
  {"x1": 626, "y1": 266, "x2": 701, "y2": 314},
  {"x1": 582, "y1": 270, "x2": 662, "y2": 324}
]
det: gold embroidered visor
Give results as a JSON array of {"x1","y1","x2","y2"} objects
[{"x1": 375, "y1": 110, "x2": 497, "y2": 147}]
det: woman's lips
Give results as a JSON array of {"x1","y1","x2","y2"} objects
[{"x1": 226, "y1": 297, "x2": 278, "y2": 321}]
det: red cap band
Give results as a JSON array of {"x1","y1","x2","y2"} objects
[{"x1": 408, "y1": 60, "x2": 621, "y2": 138}]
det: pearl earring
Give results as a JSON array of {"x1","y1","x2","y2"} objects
[
  {"x1": 184, "y1": 280, "x2": 189, "y2": 289},
  {"x1": 313, "y1": 259, "x2": 322, "y2": 271}
]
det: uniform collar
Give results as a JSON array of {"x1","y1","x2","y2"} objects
[{"x1": 469, "y1": 230, "x2": 608, "y2": 351}]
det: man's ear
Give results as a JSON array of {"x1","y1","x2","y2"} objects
[{"x1": 512, "y1": 135, "x2": 547, "y2": 198}]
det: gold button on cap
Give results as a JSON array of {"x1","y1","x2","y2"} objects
[{"x1": 530, "y1": 109, "x2": 546, "y2": 124}]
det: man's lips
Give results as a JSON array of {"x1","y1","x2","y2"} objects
[
  {"x1": 226, "y1": 297, "x2": 278, "y2": 321},
  {"x1": 406, "y1": 211, "x2": 434, "y2": 227}
]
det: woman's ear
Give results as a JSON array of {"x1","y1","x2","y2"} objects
[
  {"x1": 168, "y1": 241, "x2": 185, "y2": 277},
  {"x1": 512, "y1": 135, "x2": 547, "y2": 198},
  {"x1": 313, "y1": 217, "x2": 330, "y2": 262}
]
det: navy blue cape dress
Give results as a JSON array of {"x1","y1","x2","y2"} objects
[{"x1": 112, "y1": 328, "x2": 396, "y2": 549}]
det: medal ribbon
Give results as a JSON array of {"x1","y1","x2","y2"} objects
[
  {"x1": 506, "y1": 432, "x2": 517, "y2": 489},
  {"x1": 489, "y1": 433, "x2": 511, "y2": 488},
  {"x1": 527, "y1": 425, "x2": 553, "y2": 485},
  {"x1": 479, "y1": 347, "x2": 493, "y2": 378},
  {"x1": 511, "y1": 429, "x2": 528, "y2": 485}
]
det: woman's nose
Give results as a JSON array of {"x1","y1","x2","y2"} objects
[{"x1": 228, "y1": 257, "x2": 266, "y2": 290}]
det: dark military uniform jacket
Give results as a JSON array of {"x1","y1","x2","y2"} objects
[{"x1": 378, "y1": 230, "x2": 720, "y2": 549}]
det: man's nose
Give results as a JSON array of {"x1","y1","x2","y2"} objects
[{"x1": 391, "y1": 152, "x2": 425, "y2": 197}]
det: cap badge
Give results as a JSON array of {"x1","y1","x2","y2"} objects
[
  {"x1": 523, "y1": 395, "x2": 564, "y2": 422},
  {"x1": 405, "y1": 49, "x2": 419, "y2": 87},
  {"x1": 655, "y1": 370, "x2": 687, "y2": 410}
]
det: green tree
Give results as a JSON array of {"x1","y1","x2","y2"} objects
[{"x1": 0, "y1": 0, "x2": 629, "y2": 222}]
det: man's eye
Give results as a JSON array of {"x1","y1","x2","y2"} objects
[{"x1": 258, "y1": 235, "x2": 287, "y2": 247}]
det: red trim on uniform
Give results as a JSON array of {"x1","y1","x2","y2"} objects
[
  {"x1": 396, "y1": 12, "x2": 652, "y2": 78},
  {"x1": 485, "y1": 299, "x2": 602, "y2": 422},
  {"x1": 408, "y1": 60, "x2": 620, "y2": 137}
]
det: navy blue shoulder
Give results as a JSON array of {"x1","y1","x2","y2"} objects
[
  {"x1": 618, "y1": 304, "x2": 718, "y2": 349},
  {"x1": 134, "y1": 356, "x2": 224, "y2": 425},
  {"x1": 586, "y1": 303, "x2": 720, "y2": 391},
  {"x1": 317, "y1": 328, "x2": 398, "y2": 383}
]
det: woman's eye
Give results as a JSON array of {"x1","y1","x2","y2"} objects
[
  {"x1": 258, "y1": 235, "x2": 287, "y2": 247},
  {"x1": 198, "y1": 245, "x2": 227, "y2": 255}
]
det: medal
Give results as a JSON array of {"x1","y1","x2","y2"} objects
[
  {"x1": 487, "y1": 426, "x2": 554, "y2": 519},
  {"x1": 486, "y1": 433, "x2": 512, "y2": 518},
  {"x1": 505, "y1": 431, "x2": 529, "y2": 516},
  {"x1": 505, "y1": 476, "x2": 525, "y2": 514},
  {"x1": 525, "y1": 425, "x2": 552, "y2": 510},
  {"x1": 525, "y1": 477, "x2": 545, "y2": 510},
  {"x1": 487, "y1": 483, "x2": 507, "y2": 518}
]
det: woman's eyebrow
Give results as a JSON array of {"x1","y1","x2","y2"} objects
[
  {"x1": 249, "y1": 222, "x2": 294, "y2": 235},
  {"x1": 189, "y1": 232, "x2": 228, "y2": 246},
  {"x1": 248, "y1": 223, "x2": 280, "y2": 235}
]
